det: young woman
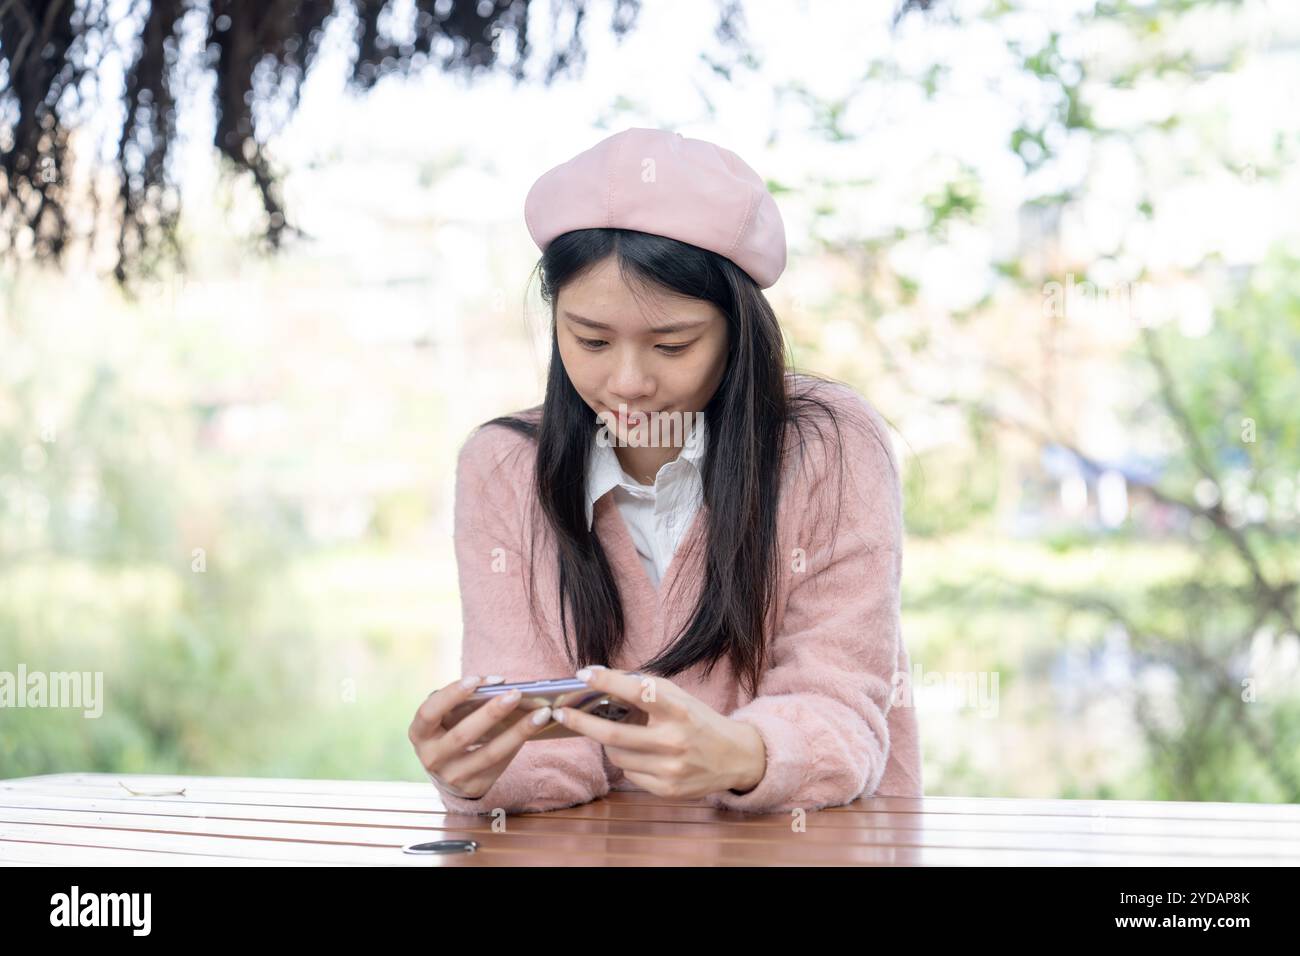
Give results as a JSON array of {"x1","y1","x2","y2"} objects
[{"x1": 408, "y1": 128, "x2": 922, "y2": 815}]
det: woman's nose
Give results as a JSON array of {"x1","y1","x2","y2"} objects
[{"x1": 608, "y1": 349, "x2": 653, "y2": 399}]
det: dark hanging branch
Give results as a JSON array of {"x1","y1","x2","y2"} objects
[
  {"x1": 1, "y1": 0, "x2": 82, "y2": 264},
  {"x1": 0, "y1": 0, "x2": 768, "y2": 293}
]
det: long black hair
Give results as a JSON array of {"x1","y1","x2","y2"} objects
[{"x1": 480, "y1": 228, "x2": 892, "y2": 698}]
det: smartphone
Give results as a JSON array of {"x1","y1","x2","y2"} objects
[
  {"x1": 402, "y1": 839, "x2": 477, "y2": 855},
  {"x1": 441, "y1": 673, "x2": 650, "y2": 745}
]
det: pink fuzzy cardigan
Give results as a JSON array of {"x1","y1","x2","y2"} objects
[{"x1": 434, "y1": 377, "x2": 922, "y2": 815}]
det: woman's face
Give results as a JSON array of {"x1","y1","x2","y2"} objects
[{"x1": 556, "y1": 257, "x2": 729, "y2": 434}]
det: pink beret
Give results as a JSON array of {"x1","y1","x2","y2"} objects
[{"x1": 524, "y1": 127, "x2": 787, "y2": 289}]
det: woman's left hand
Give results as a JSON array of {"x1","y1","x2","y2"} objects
[{"x1": 554, "y1": 666, "x2": 767, "y2": 799}]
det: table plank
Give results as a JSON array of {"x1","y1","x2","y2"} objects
[
  {"x1": 2, "y1": 790, "x2": 1295, "y2": 841},
  {"x1": 2, "y1": 806, "x2": 1294, "y2": 863},
  {"x1": 2, "y1": 806, "x2": 1289, "y2": 863},
  {"x1": 10, "y1": 774, "x2": 1299, "y2": 821},
  {"x1": 3, "y1": 773, "x2": 1297, "y2": 866},
  {"x1": 0, "y1": 840, "x2": 358, "y2": 866}
]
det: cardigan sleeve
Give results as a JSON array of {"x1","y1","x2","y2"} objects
[
  {"x1": 705, "y1": 397, "x2": 906, "y2": 813},
  {"x1": 431, "y1": 423, "x2": 611, "y2": 816}
]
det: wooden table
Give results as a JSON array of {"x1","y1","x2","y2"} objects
[{"x1": 1, "y1": 773, "x2": 1297, "y2": 866}]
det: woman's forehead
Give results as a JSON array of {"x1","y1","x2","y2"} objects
[{"x1": 558, "y1": 268, "x2": 720, "y2": 331}]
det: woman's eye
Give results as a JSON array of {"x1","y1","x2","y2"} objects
[{"x1": 574, "y1": 337, "x2": 688, "y2": 355}]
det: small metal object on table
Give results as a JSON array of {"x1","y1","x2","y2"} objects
[{"x1": 1, "y1": 773, "x2": 1297, "y2": 866}]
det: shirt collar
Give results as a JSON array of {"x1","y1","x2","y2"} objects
[{"x1": 584, "y1": 413, "x2": 708, "y2": 530}]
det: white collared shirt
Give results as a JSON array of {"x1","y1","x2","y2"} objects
[{"x1": 584, "y1": 415, "x2": 707, "y2": 589}]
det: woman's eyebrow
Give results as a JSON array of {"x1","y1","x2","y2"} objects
[{"x1": 562, "y1": 311, "x2": 708, "y2": 335}]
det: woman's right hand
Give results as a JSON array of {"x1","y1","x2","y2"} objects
[{"x1": 408, "y1": 676, "x2": 555, "y2": 800}]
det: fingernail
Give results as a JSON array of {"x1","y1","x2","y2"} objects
[
  {"x1": 484, "y1": 675, "x2": 506, "y2": 684},
  {"x1": 500, "y1": 689, "x2": 522, "y2": 706},
  {"x1": 460, "y1": 675, "x2": 480, "y2": 689},
  {"x1": 531, "y1": 706, "x2": 552, "y2": 726},
  {"x1": 575, "y1": 668, "x2": 591, "y2": 681},
  {"x1": 552, "y1": 708, "x2": 565, "y2": 723}
]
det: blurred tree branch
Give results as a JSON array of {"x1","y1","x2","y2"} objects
[{"x1": 0, "y1": 0, "x2": 755, "y2": 293}]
